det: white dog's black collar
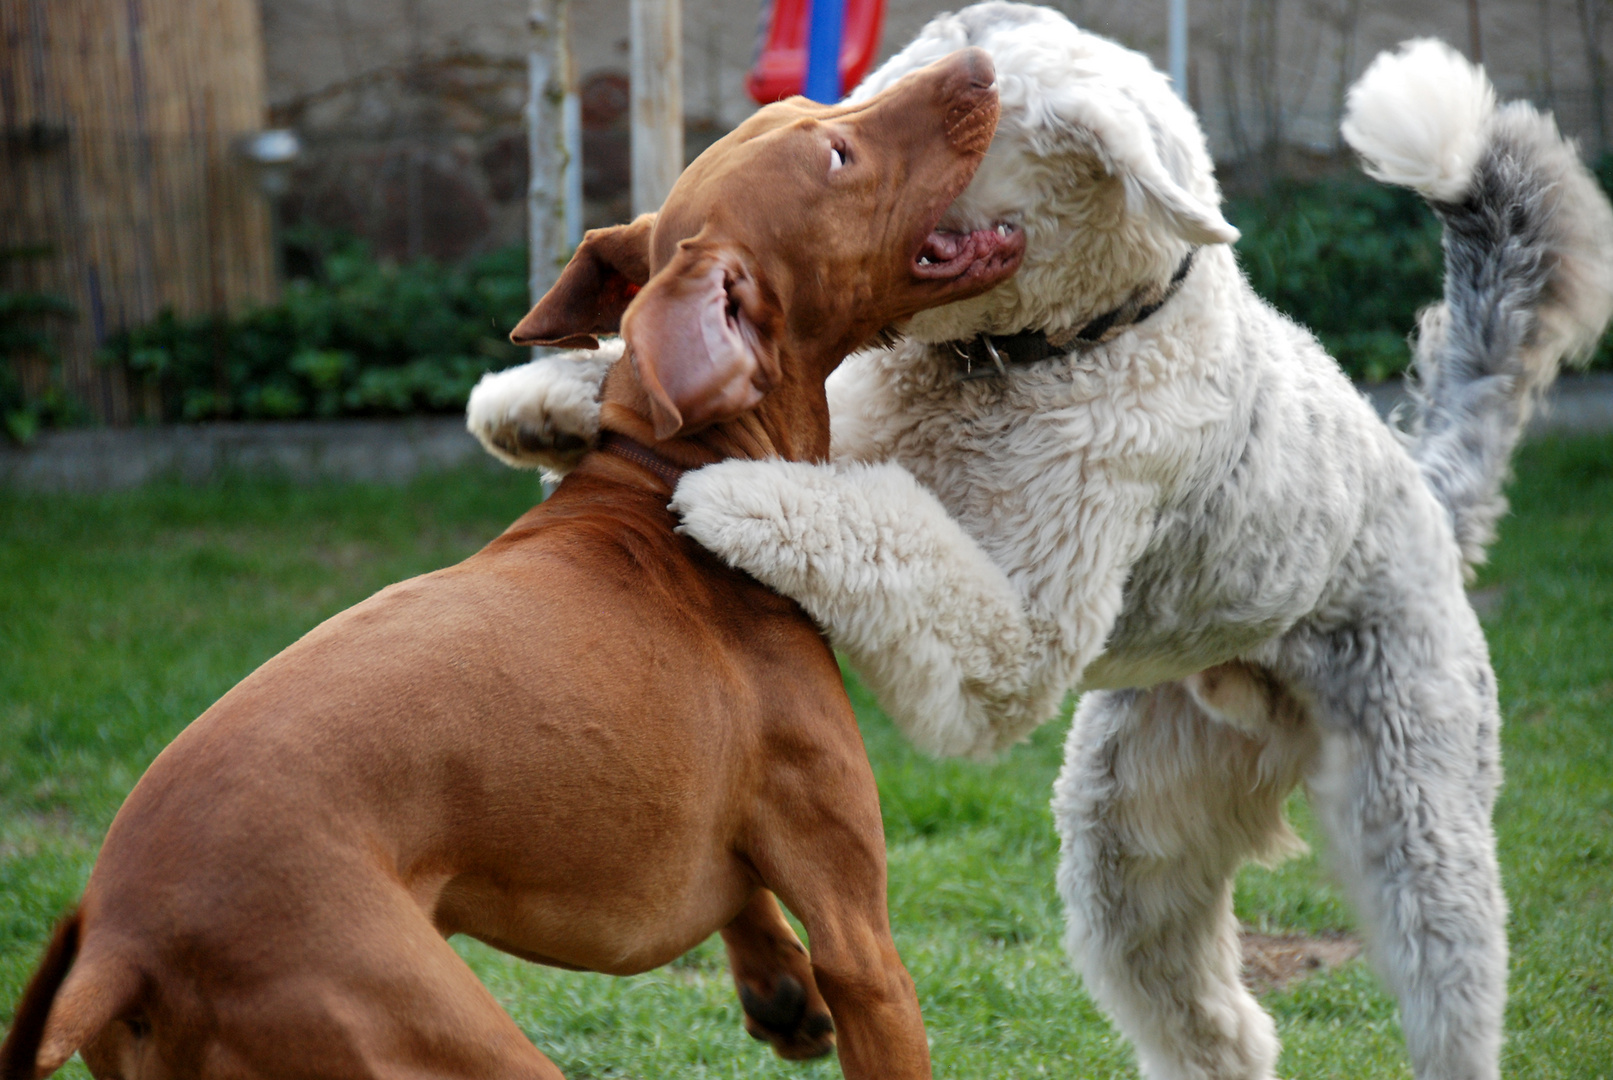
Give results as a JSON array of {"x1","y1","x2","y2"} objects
[{"x1": 953, "y1": 247, "x2": 1198, "y2": 379}]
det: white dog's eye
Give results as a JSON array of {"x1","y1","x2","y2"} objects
[{"x1": 829, "y1": 145, "x2": 845, "y2": 172}]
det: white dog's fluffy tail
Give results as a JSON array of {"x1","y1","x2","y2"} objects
[{"x1": 1344, "y1": 39, "x2": 1613, "y2": 573}]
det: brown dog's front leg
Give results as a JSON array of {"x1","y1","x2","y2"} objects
[
  {"x1": 720, "y1": 890, "x2": 836, "y2": 1060},
  {"x1": 802, "y1": 919, "x2": 932, "y2": 1080}
]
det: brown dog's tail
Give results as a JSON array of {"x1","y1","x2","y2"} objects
[
  {"x1": 1, "y1": 911, "x2": 80, "y2": 1080},
  {"x1": 1, "y1": 910, "x2": 138, "y2": 1079}
]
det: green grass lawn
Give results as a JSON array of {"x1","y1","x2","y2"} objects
[{"x1": 2, "y1": 436, "x2": 1610, "y2": 1079}]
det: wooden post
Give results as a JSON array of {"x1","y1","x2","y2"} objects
[
  {"x1": 631, "y1": 0, "x2": 683, "y2": 216},
  {"x1": 527, "y1": 0, "x2": 572, "y2": 304}
]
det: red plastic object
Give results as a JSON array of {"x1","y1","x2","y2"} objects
[{"x1": 746, "y1": 0, "x2": 886, "y2": 104}]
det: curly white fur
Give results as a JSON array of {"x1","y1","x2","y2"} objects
[
  {"x1": 471, "y1": 9, "x2": 1613, "y2": 1078},
  {"x1": 1348, "y1": 54, "x2": 1613, "y2": 568},
  {"x1": 1342, "y1": 39, "x2": 1495, "y2": 203},
  {"x1": 672, "y1": 459, "x2": 1052, "y2": 758}
]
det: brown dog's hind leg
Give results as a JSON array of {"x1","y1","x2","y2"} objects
[
  {"x1": 721, "y1": 890, "x2": 836, "y2": 1060},
  {"x1": 141, "y1": 892, "x2": 575, "y2": 1080}
]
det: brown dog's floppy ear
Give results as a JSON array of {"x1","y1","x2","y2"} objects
[
  {"x1": 621, "y1": 246, "x2": 783, "y2": 441},
  {"x1": 509, "y1": 214, "x2": 656, "y2": 348}
]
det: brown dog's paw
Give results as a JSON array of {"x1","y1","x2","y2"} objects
[{"x1": 738, "y1": 975, "x2": 836, "y2": 1060}]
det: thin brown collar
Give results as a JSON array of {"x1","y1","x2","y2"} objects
[{"x1": 598, "y1": 431, "x2": 687, "y2": 489}]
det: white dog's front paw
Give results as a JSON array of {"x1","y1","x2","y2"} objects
[
  {"x1": 466, "y1": 342, "x2": 622, "y2": 476},
  {"x1": 671, "y1": 460, "x2": 844, "y2": 589}
]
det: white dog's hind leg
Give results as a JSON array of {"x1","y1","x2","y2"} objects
[
  {"x1": 465, "y1": 342, "x2": 620, "y2": 478},
  {"x1": 671, "y1": 458, "x2": 1064, "y2": 758},
  {"x1": 1055, "y1": 683, "x2": 1314, "y2": 1080},
  {"x1": 1296, "y1": 620, "x2": 1506, "y2": 1080}
]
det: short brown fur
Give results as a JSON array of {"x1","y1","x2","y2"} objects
[{"x1": 2, "y1": 49, "x2": 1022, "y2": 1080}]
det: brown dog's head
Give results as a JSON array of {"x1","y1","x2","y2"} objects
[{"x1": 510, "y1": 48, "x2": 1024, "y2": 440}]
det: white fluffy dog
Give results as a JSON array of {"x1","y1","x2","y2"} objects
[{"x1": 467, "y1": 6, "x2": 1613, "y2": 1078}]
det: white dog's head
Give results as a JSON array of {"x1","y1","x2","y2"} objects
[{"x1": 849, "y1": 2, "x2": 1238, "y2": 343}]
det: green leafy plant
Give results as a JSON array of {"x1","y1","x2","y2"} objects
[
  {"x1": 1229, "y1": 165, "x2": 1613, "y2": 381},
  {"x1": 83, "y1": 155, "x2": 1613, "y2": 431},
  {"x1": 100, "y1": 232, "x2": 531, "y2": 423},
  {"x1": 1228, "y1": 177, "x2": 1446, "y2": 382},
  {"x1": 0, "y1": 248, "x2": 79, "y2": 445}
]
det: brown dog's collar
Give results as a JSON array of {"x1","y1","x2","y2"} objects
[
  {"x1": 598, "y1": 432, "x2": 687, "y2": 488},
  {"x1": 952, "y1": 247, "x2": 1198, "y2": 379}
]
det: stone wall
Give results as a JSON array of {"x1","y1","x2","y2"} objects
[{"x1": 260, "y1": 0, "x2": 1613, "y2": 259}]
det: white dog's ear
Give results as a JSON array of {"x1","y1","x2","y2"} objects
[
  {"x1": 1123, "y1": 163, "x2": 1240, "y2": 246},
  {"x1": 1063, "y1": 91, "x2": 1240, "y2": 246}
]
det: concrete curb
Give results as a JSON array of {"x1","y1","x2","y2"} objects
[
  {"x1": 0, "y1": 416, "x2": 499, "y2": 493},
  {"x1": 5, "y1": 374, "x2": 1612, "y2": 493},
  {"x1": 1362, "y1": 372, "x2": 1613, "y2": 436}
]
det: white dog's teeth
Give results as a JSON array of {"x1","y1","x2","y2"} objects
[
  {"x1": 996, "y1": 222, "x2": 1013, "y2": 237},
  {"x1": 918, "y1": 256, "x2": 933, "y2": 265}
]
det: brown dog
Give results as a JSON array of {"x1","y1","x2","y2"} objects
[{"x1": 1, "y1": 48, "x2": 1024, "y2": 1080}]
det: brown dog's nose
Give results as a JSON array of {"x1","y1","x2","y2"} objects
[
  {"x1": 959, "y1": 45, "x2": 996, "y2": 90},
  {"x1": 941, "y1": 47, "x2": 999, "y2": 153}
]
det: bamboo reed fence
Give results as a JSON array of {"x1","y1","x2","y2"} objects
[{"x1": 1, "y1": 0, "x2": 276, "y2": 424}]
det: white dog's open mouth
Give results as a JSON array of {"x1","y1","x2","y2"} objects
[{"x1": 913, "y1": 222, "x2": 1025, "y2": 284}]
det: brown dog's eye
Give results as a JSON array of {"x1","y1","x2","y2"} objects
[{"x1": 828, "y1": 140, "x2": 849, "y2": 173}]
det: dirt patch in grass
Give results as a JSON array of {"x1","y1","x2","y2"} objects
[{"x1": 1241, "y1": 929, "x2": 1361, "y2": 994}]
